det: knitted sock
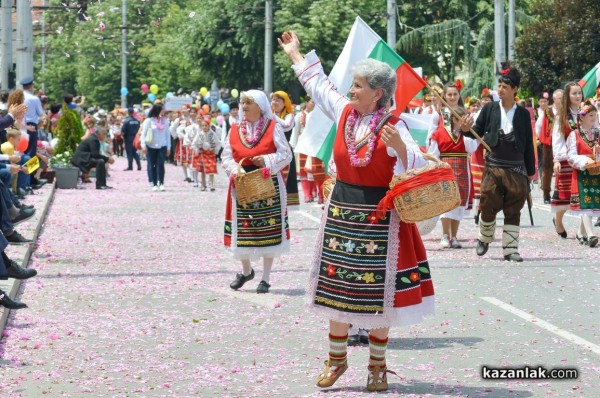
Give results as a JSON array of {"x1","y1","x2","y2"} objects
[
  {"x1": 328, "y1": 333, "x2": 348, "y2": 367},
  {"x1": 201, "y1": 173, "x2": 207, "y2": 188},
  {"x1": 478, "y1": 219, "x2": 496, "y2": 244},
  {"x1": 241, "y1": 260, "x2": 252, "y2": 276},
  {"x1": 368, "y1": 335, "x2": 388, "y2": 368},
  {"x1": 191, "y1": 170, "x2": 198, "y2": 184},
  {"x1": 182, "y1": 166, "x2": 189, "y2": 179},
  {"x1": 261, "y1": 257, "x2": 273, "y2": 283},
  {"x1": 209, "y1": 175, "x2": 215, "y2": 188},
  {"x1": 502, "y1": 224, "x2": 520, "y2": 256},
  {"x1": 582, "y1": 216, "x2": 594, "y2": 237}
]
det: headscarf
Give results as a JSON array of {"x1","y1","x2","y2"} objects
[
  {"x1": 272, "y1": 91, "x2": 293, "y2": 118},
  {"x1": 240, "y1": 89, "x2": 273, "y2": 121}
]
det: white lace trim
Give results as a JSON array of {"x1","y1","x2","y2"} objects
[
  {"x1": 306, "y1": 296, "x2": 435, "y2": 329},
  {"x1": 229, "y1": 173, "x2": 290, "y2": 261},
  {"x1": 383, "y1": 211, "x2": 399, "y2": 312},
  {"x1": 568, "y1": 209, "x2": 600, "y2": 217}
]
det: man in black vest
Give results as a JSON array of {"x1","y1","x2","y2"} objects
[
  {"x1": 460, "y1": 66, "x2": 535, "y2": 262},
  {"x1": 71, "y1": 123, "x2": 114, "y2": 190},
  {"x1": 121, "y1": 107, "x2": 142, "y2": 171}
]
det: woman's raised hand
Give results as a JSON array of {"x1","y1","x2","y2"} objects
[{"x1": 278, "y1": 31, "x2": 304, "y2": 64}]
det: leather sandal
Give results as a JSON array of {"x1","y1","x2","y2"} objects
[
  {"x1": 366, "y1": 365, "x2": 397, "y2": 392},
  {"x1": 315, "y1": 359, "x2": 348, "y2": 388}
]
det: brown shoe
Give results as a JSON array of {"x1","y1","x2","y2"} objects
[
  {"x1": 315, "y1": 360, "x2": 348, "y2": 388},
  {"x1": 366, "y1": 365, "x2": 396, "y2": 392}
]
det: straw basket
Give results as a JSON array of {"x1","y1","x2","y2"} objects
[
  {"x1": 586, "y1": 148, "x2": 600, "y2": 175},
  {"x1": 585, "y1": 161, "x2": 600, "y2": 175},
  {"x1": 323, "y1": 177, "x2": 336, "y2": 199},
  {"x1": 234, "y1": 157, "x2": 276, "y2": 206},
  {"x1": 388, "y1": 153, "x2": 460, "y2": 223}
]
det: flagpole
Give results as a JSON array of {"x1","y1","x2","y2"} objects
[{"x1": 427, "y1": 83, "x2": 492, "y2": 152}]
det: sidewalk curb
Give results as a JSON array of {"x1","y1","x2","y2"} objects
[{"x1": 0, "y1": 183, "x2": 56, "y2": 336}]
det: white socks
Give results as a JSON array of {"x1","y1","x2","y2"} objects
[
  {"x1": 502, "y1": 224, "x2": 520, "y2": 256},
  {"x1": 478, "y1": 219, "x2": 496, "y2": 243},
  {"x1": 241, "y1": 260, "x2": 252, "y2": 276},
  {"x1": 262, "y1": 257, "x2": 273, "y2": 283}
]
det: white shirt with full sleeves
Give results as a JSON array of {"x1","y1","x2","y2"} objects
[
  {"x1": 221, "y1": 119, "x2": 292, "y2": 176},
  {"x1": 291, "y1": 50, "x2": 426, "y2": 175},
  {"x1": 273, "y1": 113, "x2": 295, "y2": 132},
  {"x1": 566, "y1": 131, "x2": 594, "y2": 171}
]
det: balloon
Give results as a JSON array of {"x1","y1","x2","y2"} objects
[
  {"x1": 150, "y1": 84, "x2": 159, "y2": 94},
  {"x1": 217, "y1": 100, "x2": 224, "y2": 108},
  {"x1": 166, "y1": 92, "x2": 174, "y2": 98},
  {"x1": 211, "y1": 118, "x2": 217, "y2": 125},
  {"x1": 220, "y1": 103, "x2": 230, "y2": 114},
  {"x1": 120, "y1": 87, "x2": 128, "y2": 96},
  {"x1": 200, "y1": 87, "x2": 208, "y2": 97},
  {"x1": 148, "y1": 93, "x2": 156, "y2": 102},
  {"x1": 141, "y1": 84, "x2": 149, "y2": 94},
  {"x1": 231, "y1": 88, "x2": 239, "y2": 98},
  {"x1": 201, "y1": 104, "x2": 209, "y2": 113},
  {"x1": 216, "y1": 115, "x2": 224, "y2": 125},
  {"x1": 16, "y1": 135, "x2": 29, "y2": 153}
]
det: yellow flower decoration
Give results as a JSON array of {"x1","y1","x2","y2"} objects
[
  {"x1": 363, "y1": 272, "x2": 375, "y2": 283},
  {"x1": 331, "y1": 207, "x2": 341, "y2": 217},
  {"x1": 268, "y1": 218, "x2": 276, "y2": 226}
]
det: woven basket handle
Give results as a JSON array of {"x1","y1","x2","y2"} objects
[
  {"x1": 237, "y1": 157, "x2": 251, "y2": 175},
  {"x1": 421, "y1": 152, "x2": 443, "y2": 165}
]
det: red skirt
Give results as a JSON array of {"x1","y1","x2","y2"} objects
[
  {"x1": 194, "y1": 150, "x2": 217, "y2": 174},
  {"x1": 175, "y1": 142, "x2": 191, "y2": 166},
  {"x1": 551, "y1": 160, "x2": 572, "y2": 208}
]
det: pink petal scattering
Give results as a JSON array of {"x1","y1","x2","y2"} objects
[{"x1": 0, "y1": 158, "x2": 596, "y2": 397}]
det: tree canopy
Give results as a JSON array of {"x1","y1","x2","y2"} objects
[{"x1": 35, "y1": 0, "x2": 591, "y2": 108}]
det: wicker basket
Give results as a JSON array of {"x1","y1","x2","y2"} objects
[
  {"x1": 323, "y1": 177, "x2": 336, "y2": 199},
  {"x1": 388, "y1": 153, "x2": 461, "y2": 223},
  {"x1": 234, "y1": 157, "x2": 276, "y2": 206},
  {"x1": 586, "y1": 161, "x2": 600, "y2": 175}
]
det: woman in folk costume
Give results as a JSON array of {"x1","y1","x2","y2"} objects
[
  {"x1": 222, "y1": 90, "x2": 292, "y2": 294},
  {"x1": 423, "y1": 83, "x2": 444, "y2": 150},
  {"x1": 428, "y1": 106, "x2": 478, "y2": 249},
  {"x1": 552, "y1": 82, "x2": 582, "y2": 239},
  {"x1": 280, "y1": 31, "x2": 434, "y2": 392},
  {"x1": 566, "y1": 101, "x2": 600, "y2": 247},
  {"x1": 193, "y1": 117, "x2": 220, "y2": 191},
  {"x1": 271, "y1": 91, "x2": 300, "y2": 207}
]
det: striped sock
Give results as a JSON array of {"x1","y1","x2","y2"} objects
[
  {"x1": 368, "y1": 335, "x2": 388, "y2": 368},
  {"x1": 328, "y1": 333, "x2": 348, "y2": 367}
]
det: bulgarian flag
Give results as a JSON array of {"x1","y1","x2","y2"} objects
[
  {"x1": 296, "y1": 17, "x2": 427, "y2": 165},
  {"x1": 400, "y1": 112, "x2": 435, "y2": 148},
  {"x1": 578, "y1": 61, "x2": 600, "y2": 99}
]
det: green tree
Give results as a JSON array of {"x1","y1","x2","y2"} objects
[
  {"x1": 515, "y1": 0, "x2": 600, "y2": 95},
  {"x1": 55, "y1": 103, "x2": 84, "y2": 155}
]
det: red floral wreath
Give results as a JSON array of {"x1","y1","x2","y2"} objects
[
  {"x1": 454, "y1": 80, "x2": 464, "y2": 91},
  {"x1": 501, "y1": 68, "x2": 511, "y2": 75}
]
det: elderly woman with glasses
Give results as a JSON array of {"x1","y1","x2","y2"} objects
[
  {"x1": 221, "y1": 90, "x2": 292, "y2": 294},
  {"x1": 279, "y1": 32, "x2": 434, "y2": 392}
]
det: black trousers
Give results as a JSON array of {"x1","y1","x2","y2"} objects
[{"x1": 90, "y1": 159, "x2": 107, "y2": 188}]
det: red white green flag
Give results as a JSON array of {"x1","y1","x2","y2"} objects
[
  {"x1": 578, "y1": 61, "x2": 600, "y2": 99},
  {"x1": 296, "y1": 17, "x2": 427, "y2": 164}
]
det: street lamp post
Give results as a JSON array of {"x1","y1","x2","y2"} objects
[{"x1": 121, "y1": 0, "x2": 127, "y2": 108}]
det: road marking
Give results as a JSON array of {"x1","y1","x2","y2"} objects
[
  {"x1": 206, "y1": 287, "x2": 282, "y2": 308},
  {"x1": 298, "y1": 210, "x2": 321, "y2": 224},
  {"x1": 531, "y1": 203, "x2": 580, "y2": 219},
  {"x1": 481, "y1": 296, "x2": 600, "y2": 356}
]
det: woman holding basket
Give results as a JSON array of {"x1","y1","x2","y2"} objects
[
  {"x1": 279, "y1": 32, "x2": 434, "y2": 392},
  {"x1": 221, "y1": 90, "x2": 292, "y2": 294}
]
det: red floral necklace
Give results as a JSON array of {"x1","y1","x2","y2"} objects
[
  {"x1": 345, "y1": 107, "x2": 386, "y2": 167},
  {"x1": 240, "y1": 116, "x2": 266, "y2": 145}
]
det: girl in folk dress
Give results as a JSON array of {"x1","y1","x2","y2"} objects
[
  {"x1": 186, "y1": 115, "x2": 201, "y2": 188},
  {"x1": 280, "y1": 31, "x2": 434, "y2": 392},
  {"x1": 271, "y1": 91, "x2": 299, "y2": 207},
  {"x1": 222, "y1": 90, "x2": 292, "y2": 294},
  {"x1": 172, "y1": 110, "x2": 193, "y2": 182},
  {"x1": 193, "y1": 117, "x2": 220, "y2": 191},
  {"x1": 428, "y1": 107, "x2": 478, "y2": 248},
  {"x1": 566, "y1": 102, "x2": 600, "y2": 247},
  {"x1": 552, "y1": 82, "x2": 583, "y2": 238}
]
